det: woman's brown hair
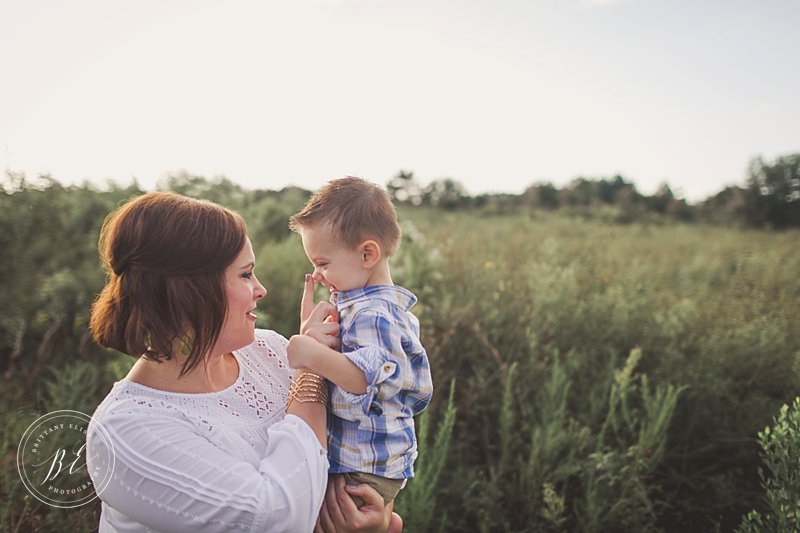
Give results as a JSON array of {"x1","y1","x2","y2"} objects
[{"x1": 90, "y1": 192, "x2": 248, "y2": 375}]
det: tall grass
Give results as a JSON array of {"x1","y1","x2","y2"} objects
[
  {"x1": 2, "y1": 198, "x2": 798, "y2": 531},
  {"x1": 381, "y1": 208, "x2": 799, "y2": 531}
]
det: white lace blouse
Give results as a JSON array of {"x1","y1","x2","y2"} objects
[{"x1": 86, "y1": 329, "x2": 328, "y2": 533}]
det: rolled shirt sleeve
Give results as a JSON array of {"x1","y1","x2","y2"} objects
[{"x1": 339, "y1": 311, "x2": 405, "y2": 417}]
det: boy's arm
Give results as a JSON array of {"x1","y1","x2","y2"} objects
[{"x1": 287, "y1": 334, "x2": 367, "y2": 394}]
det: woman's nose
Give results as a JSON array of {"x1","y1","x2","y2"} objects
[{"x1": 255, "y1": 280, "x2": 267, "y2": 300}]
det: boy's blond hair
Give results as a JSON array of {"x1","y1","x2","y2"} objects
[{"x1": 289, "y1": 176, "x2": 401, "y2": 256}]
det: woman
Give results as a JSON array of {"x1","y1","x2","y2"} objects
[{"x1": 86, "y1": 192, "x2": 400, "y2": 532}]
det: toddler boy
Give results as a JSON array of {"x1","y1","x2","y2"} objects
[{"x1": 287, "y1": 176, "x2": 433, "y2": 506}]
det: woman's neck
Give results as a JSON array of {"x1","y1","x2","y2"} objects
[{"x1": 126, "y1": 351, "x2": 240, "y2": 394}]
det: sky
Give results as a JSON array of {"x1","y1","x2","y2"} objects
[{"x1": 1, "y1": 0, "x2": 798, "y2": 203}]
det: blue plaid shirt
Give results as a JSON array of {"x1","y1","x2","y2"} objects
[{"x1": 327, "y1": 285, "x2": 433, "y2": 479}]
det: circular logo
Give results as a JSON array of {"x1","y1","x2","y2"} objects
[{"x1": 17, "y1": 410, "x2": 115, "y2": 508}]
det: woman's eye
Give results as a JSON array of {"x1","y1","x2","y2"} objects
[{"x1": 242, "y1": 272, "x2": 253, "y2": 279}]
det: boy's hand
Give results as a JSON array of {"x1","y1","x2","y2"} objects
[
  {"x1": 300, "y1": 274, "x2": 340, "y2": 350},
  {"x1": 287, "y1": 334, "x2": 318, "y2": 369}
]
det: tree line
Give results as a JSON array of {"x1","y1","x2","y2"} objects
[
  {"x1": 1, "y1": 161, "x2": 798, "y2": 530},
  {"x1": 387, "y1": 152, "x2": 800, "y2": 228}
]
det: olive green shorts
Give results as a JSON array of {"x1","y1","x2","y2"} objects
[{"x1": 342, "y1": 472, "x2": 407, "y2": 506}]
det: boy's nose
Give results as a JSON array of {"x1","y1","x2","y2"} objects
[{"x1": 311, "y1": 270, "x2": 324, "y2": 282}]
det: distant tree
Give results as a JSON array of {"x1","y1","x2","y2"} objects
[
  {"x1": 522, "y1": 182, "x2": 560, "y2": 209},
  {"x1": 238, "y1": 186, "x2": 310, "y2": 243},
  {"x1": 597, "y1": 175, "x2": 632, "y2": 204},
  {"x1": 387, "y1": 170, "x2": 423, "y2": 206},
  {"x1": 649, "y1": 183, "x2": 675, "y2": 214},
  {"x1": 559, "y1": 175, "x2": 639, "y2": 207},
  {"x1": 560, "y1": 177, "x2": 595, "y2": 206},
  {"x1": 478, "y1": 192, "x2": 521, "y2": 213},
  {"x1": 646, "y1": 183, "x2": 694, "y2": 221},
  {"x1": 158, "y1": 172, "x2": 247, "y2": 209},
  {"x1": 666, "y1": 196, "x2": 694, "y2": 221},
  {"x1": 423, "y1": 178, "x2": 468, "y2": 209},
  {"x1": 744, "y1": 154, "x2": 800, "y2": 228},
  {"x1": 699, "y1": 186, "x2": 749, "y2": 225}
]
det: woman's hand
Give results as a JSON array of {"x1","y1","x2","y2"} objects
[
  {"x1": 300, "y1": 274, "x2": 340, "y2": 350},
  {"x1": 315, "y1": 475, "x2": 403, "y2": 533}
]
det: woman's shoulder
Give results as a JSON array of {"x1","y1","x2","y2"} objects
[
  {"x1": 90, "y1": 381, "x2": 192, "y2": 426},
  {"x1": 86, "y1": 381, "x2": 193, "y2": 458},
  {"x1": 233, "y1": 328, "x2": 292, "y2": 397},
  {"x1": 237, "y1": 329, "x2": 289, "y2": 361},
  {"x1": 256, "y1": 328, "x2": 289, "y2": 348},
  {"x1": 239, "y1": 328, "x2": 290, "y2": 364}
]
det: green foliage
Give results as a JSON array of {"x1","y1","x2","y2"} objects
[
  {"x1": 744, "y1": 154, "x2": 800, "y2": 228},
  {"x1": 392, "y1": 209, "x2": 798, "y2": 530},
  {"x1": 465, "y1": 346, "x2": 681, "y2": 532},
  {"x1": 737, "y1": 397, "x2": 800, "y2": 533},
  {"x1": 395, "y1": 380, "x2": 457, "y2": 532},
  {"x1": 0, "y1": 172, "x2": 310, "y2": 529},
  {"x1": 387, "y1": 170, "x2": 424, "y2": 206},
  {"x1": 1, "y1": 174, "x2": 798, "y2": 530},
  {"x1": 578, "y1": 352, "x2": 684, "y2": 532},
  {"x1": 254, "y1": 236, "x2": 313, "y2": 337}
]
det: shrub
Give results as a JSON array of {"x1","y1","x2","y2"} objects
[{"x1": 737, "y1": 397, "x2": 800, "y2": 533}]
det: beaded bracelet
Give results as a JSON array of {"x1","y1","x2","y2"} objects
[{"x1": 286, "y1": 372, "x2": 329, "y2": 410}]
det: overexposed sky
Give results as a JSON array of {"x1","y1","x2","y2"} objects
[{"x1": 1, "y1": 0, "x2": 798, "y2": 202}]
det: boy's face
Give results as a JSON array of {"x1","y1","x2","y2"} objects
[{"x1": 299, "y1": 225, "x2": 370, "y2": 294}]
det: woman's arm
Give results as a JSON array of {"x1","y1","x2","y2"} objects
[
  {"x1": 286, "y1": 369, "x2": 329, "y2": 445},
  {"x1": 87, "y1": 410, "x2": 328, "y2": 533},
  {"x1": 285, "y1": 274, "x2": 342, "y2": 445}
]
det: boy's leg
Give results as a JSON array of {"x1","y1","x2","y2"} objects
[{"x1": 342, "y1": 472, "x2": 406, "y2": 507}]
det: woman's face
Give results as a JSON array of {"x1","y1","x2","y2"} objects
[{"x1": 217, "y1": 238, "x2": 267, "y2": 354}]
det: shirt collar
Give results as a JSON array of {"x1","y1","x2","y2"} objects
[{"x1": 332, "y1": 284, "x2": 417, "y2": 312}]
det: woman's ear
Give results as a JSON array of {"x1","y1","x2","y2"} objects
[{"x1": 360, "y1": 240, "x2": 382, "y2": 268}]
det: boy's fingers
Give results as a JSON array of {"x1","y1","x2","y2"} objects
[
  {"x1": 318, "y1": 323, "x2": 339, "y2": 336},
  {"x1": 306, "y1": 324, "x2": 340, "y2": 348},
  {"x1": 309, "y1": 301, "x2": 337, "y2": 324},
  {"x1": 300, "y1": 274, "x2": 315, "y2": 322}
]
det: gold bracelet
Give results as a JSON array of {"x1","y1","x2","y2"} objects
[{"x1": 286, "y1": 372, "x2": 329, "y2": 410}]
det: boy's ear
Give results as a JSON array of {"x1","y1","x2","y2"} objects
[{"x1": 360, "y1": 240, "x2": 382, "y2": 268}]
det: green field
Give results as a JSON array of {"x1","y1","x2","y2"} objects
[{"x1": 2, "y1": 179, "x2": 799, "y2": 531}]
